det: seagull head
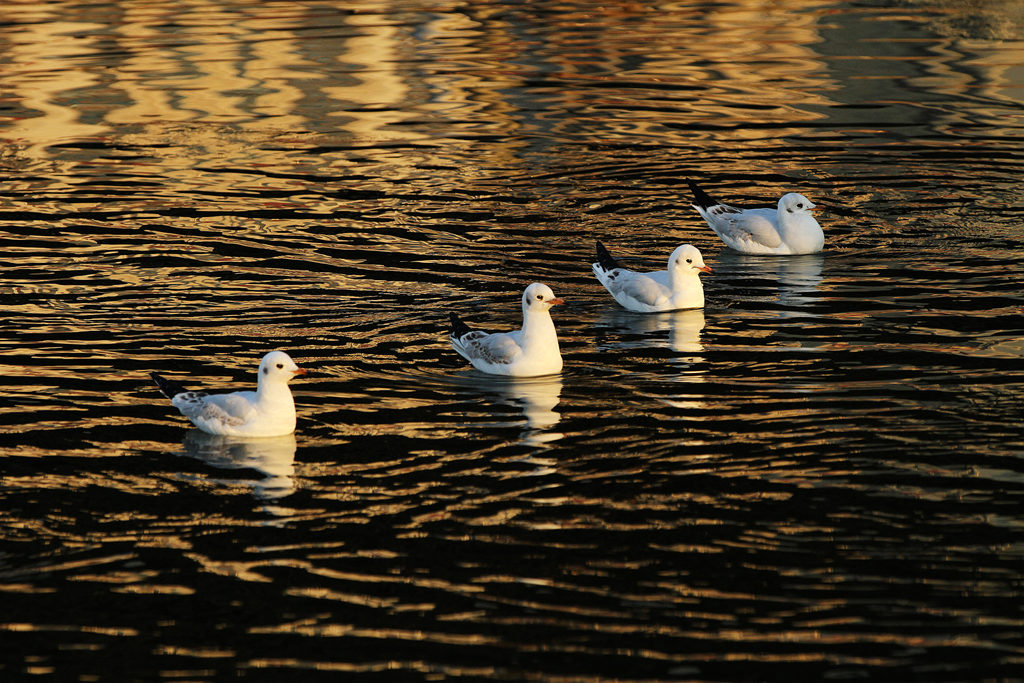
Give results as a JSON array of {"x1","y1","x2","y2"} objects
[
  {"x1": 258, "y1": 350, "x2": 307, "y2": 385},
  {"x1": 670, "y1": 244, "x2": 712, "y2": 275},
  {"x1": 780, "y1": 193, "x2": 816, "y2": 215},
  {"x1": 522, "y1": 282, "x2": 565, "y2": 313}
]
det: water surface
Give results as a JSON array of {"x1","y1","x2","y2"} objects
[{"x1": 2, "y1": 0, "x2": 1023, "y2": 680}]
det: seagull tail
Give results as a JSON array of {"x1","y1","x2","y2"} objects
[
  {"x1": 449, "y1": 312, "x2": 473, "y2": 340},
  {"x1": 687, "y1": 179, "x2": 719, "y2": 210},
  {"x1": 150, "y1": 372, "x2": 189, "y2": 399},
  {"x1": 595, "y1": 240, "x2": 620, "y2": 272}
]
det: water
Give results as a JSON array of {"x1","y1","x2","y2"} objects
[{"x1": 2, "y1": 0, "x2": 1023, "y2": 680}]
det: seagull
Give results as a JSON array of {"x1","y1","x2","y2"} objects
[
  {"x1": 449, "y1": 283, "x2": 564, "y2": 377},
  {"x1": 592, "y1": 241, "x2": 711, "y2": 312},
  {"x1": 688, "y1": 179, "x2": 824, "y2": 255},
  {"x1": 151, "y1": 350, "x2": 306, "y2": 437}
]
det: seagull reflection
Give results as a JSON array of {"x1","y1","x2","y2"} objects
[
  {"x1": 598, "y1": 308, "x2": 706, "y2": 354},
  {"x1": 181, "y1": 430, "x2": 297, "y2": 500},
  {"x1": 504, "y1": 375, "x2": 564, "y2": 447},
  {"x1": 502, "y1": 376, "x2": 563, "y2": 433},
  {"x1": 595, "y1": 309, "x2": 706, "y2": 411},
  {"x1": 713, "y1": 251, "x2": 824, "y2": 311},
  {"x1": 455, "y1": 373, "x2": 564, "y2": 445}
]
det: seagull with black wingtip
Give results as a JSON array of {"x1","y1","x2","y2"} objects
[
  {"x1": 448, "y1": 283, "x2": 564, "y2": 377},
  {"x1": 151, "y1": 350, "x2": 306, "y2": 437},
  {"x1": 688, "y1": 179, "x2": 824, "y2": 255},
  {"x1": 592, "y1": 241, "x2": 712, "y2": 313}
]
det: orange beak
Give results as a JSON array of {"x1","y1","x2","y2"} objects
[
  {"x1": 293, "y1": 367, "x2": 308, "y2": 376},
  {"x1": 698, "y1": 265, "x2": 713, "y2": 274},
  {"x1": 547, "y1": 298, "x2": 565, "y2": 306}
]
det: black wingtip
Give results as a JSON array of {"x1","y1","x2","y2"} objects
[
  {"x1": 449, "y1": 311, "x2": 473, "y2": 339},
  {"x1": 595, "y1": 240, "x2": 620, "y2": 272},
  {"x1": 150, "y1": 372, "x2": 188, "y2": 400},
  {"x1": 687, "y1": 178, "x2": 718, "y2": 210}
]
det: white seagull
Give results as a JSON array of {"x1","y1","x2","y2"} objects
[
  {"x1": 449, "y1": 283, "x2": 564, "y2": 377},
  {"x1": 151, "y1": 350, "x2": 306, "y2": 437},
  {"x1": 592, "y1": 241, "x2": 712, "y2": 313},
  {"x1": 688, "y1": 179, "x2": 824, "y2": 255}
]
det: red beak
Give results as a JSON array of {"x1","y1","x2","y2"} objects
[
  {"x1": 699, "y1": 265, "x2": 713, "y2": 274},
  {"x1": 548, "y1": 298, "x2": 565, "y2": 305},
  {"x1": 292, "y1": 367, "x2": 308, "y2": 376}
]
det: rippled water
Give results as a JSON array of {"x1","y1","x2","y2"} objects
[{"x1": 2, "y1": 0, "x2": 1023, "y2": 680}]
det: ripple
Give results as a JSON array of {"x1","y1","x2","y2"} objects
[{"x1": 2, "y1": 0, "x2": 1024, "y2": 680}]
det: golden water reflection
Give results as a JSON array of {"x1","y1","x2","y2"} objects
[
  {"x1": 2, "y1": 2, "x2": 1023, "y2": 680},
  {"x1": 1, "y1": 0, "x2": 1020, "y2": 188}
]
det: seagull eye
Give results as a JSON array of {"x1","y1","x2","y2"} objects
[
  {"x1": 276, "y1": 363, "x2": 284, "y2": 369},
  {"x1": 685, "y1": 258, "x2": 692, "y2": 264},
  {"x1": 796, "y1": 203, "x2": 803, "y2": 209},
  {"x1": 536, "y1": 294, "x2": 543, "y2": 300}
]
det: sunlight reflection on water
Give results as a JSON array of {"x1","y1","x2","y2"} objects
[{"x1": 1, "y1": 0, "x2": 1023, "y2": 680}]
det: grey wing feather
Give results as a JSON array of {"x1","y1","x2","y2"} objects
[
  {"x1": 172, "y1": 391, "x2": 252, "y2": 427},
  {"x1": 712, "y1": 207, "x2": 782, "y2": 248},
  {"x1": 458, "y1": 331, "x2": 523, "y2": 365},
  {"x1": 619, "y1": 272, "x2": 671, "y2": 307}
]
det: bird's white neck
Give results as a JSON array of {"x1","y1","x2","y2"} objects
[
  {"x1": 669, "y1": 267, "x2": 699, "y2": 292},
  {"x1": 521, "y1": 309, "x2": 558, "y2": 348},
  {"x1": 257, "y1": 377, "x2": 295, "y2": 406}
]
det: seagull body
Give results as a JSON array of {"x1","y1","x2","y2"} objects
[
  {"x1": 592, "y1": 241, "x2": 712, "y2": 313},
  {"x1": 151, "y1": 350, "x2": 306, "y2": 437},
  {"x1": 688, "y1": 179, "x2": 824, "y2": 255},
  {"x1": 449, "y1": 283, "x2": 564, "y2": 377}
]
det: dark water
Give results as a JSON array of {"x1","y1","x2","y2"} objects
[{"x1": 2, "y1": 1, "x2": 1023, "y2": 680}]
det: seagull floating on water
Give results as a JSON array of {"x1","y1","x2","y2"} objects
[
  {"x1": 592, "y1": 241, "x2": 711, "y2": 312},
  {"x1": 449, "y1": 283, "x2": 564, "y2": 377},
  {"x1": 688, "y1": 179, "x2": 824, "y2": 255},
  {"x1": 151, "y1": 350, "x2": 306, "y2": 437}
]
